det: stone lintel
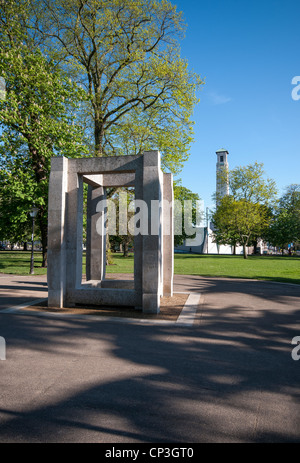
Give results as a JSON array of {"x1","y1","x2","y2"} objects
[
  {"x1": 68, "y1": 155, "x2": 140, "y2": 174},
  {"x1": 102, "y1": 173, "x2": 135, "y2": 187},
  {"x1": 83, "y1": 173, "x2": 135, "y2": 188}
]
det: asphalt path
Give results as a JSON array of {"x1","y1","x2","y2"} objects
[{"x1": 0, "y1": 273, "x2": 299, "y2": 443}]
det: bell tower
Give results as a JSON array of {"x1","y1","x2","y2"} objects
[{"x1": 216, "y1": 148, "x2": 229, "y2": 202}]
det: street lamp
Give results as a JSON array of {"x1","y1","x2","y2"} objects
[
  {"x1": 206, "y1": 207, "x2": 211, "y2": 254},
  {"x1": 29, "y1": 206, "x2": 39, "y2": 275}
]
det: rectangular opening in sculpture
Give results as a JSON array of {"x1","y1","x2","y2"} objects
[{"x1": 82, "y1": 178, "x2": 136, "y2": 291}]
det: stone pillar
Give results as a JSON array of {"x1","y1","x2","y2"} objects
[
  {"x1": 133, "y1": 159, "x2": 143, "y2": 309},
  {"x1": 163, "y1": 173, "x2": 174, "y2": 297},
  {"x1": 47, "y1": 157, "x2": 68, "y2": 308},
  {"x1": 142, "y1": 151, "x2": 162, "y2": 313},
  {"x1": 65, "y1": 171, "x2": 84, "y2": 306},
  {"x1": 86, "y1": 185, "x2": 106, "y2": 282}
]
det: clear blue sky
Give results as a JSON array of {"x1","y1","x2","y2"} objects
[{"x1": 173, "y1": 0, "x2": 300, "y2": 212}]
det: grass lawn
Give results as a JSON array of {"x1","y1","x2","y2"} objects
[
  {"x1": 174, "y1": 253, "x2": 300, "y2": 285},
  {"x1": 0, "y1": 251, "x2": 47, "y2": 275},
  {"x1": 0, "y1": 251, "x2": 299, "y2": 285}
]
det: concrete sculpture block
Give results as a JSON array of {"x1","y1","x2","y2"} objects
[{"x1": 47, "y1": 151, "x2": 173, "y2": 313}]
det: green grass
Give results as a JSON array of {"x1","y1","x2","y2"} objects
[
  {"x1": 0, "y1": 251, "x2": 299, "y2": 285},
  {"x1": 105, "y1": 253, "x2": 135, "y2": 274},
  {"x1": 0, "y1": 251, "x2": 47, "y2": 275},
  {"x1": 174, "y1": 253, "x2": 300, "y2": 285}
]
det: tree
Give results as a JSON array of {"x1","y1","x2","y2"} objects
[
  {"x1": 174, "y1": 184, "x2": 201, "y2": 247},
  {"x1": 0, "y1": 143, "x2": 36, "y2": 247},
  {"x1": 266, "y1": 210, "x2": 299, "y2": 255},
  {"x1": 30, "y1": 0, "x2": 203, "y2": 169},
  {"x1": 106, "y1": 104, "x2": 193, "y2": 175},
  {"x1": 210, "y1": 196, "x2": 240, "y2": 252},
  {"x1": 0, "y1": 0, "x2": 202, "y2": 267},
  {"x1": 0, "y1": 2, "x2": 88, "y2": 266},
  {"x1": 212, "y1": 196, "x2": 271, "y2": 259},
  {"x1": 217, "y1": 161, "x2": 277, "y2": 205},
  {"x1": 212, "y1": 163, "x2": 277, "y2": 258},
  {"x1": 279, "y1": 184, "x2": 300, "y2": 215},
  {"x1": 265, "y1": 184, "x2": 300, "y2": 254}
]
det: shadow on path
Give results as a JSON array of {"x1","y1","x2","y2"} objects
[{"x1": 0, "y1": 274, "x2": 299, "y2": 443}]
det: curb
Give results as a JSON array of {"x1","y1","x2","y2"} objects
[{"x1": 0, "y1": 294, "x2": 200, "y2": 327}]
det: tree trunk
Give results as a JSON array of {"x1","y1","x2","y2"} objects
[
  {"x1": 28, "y1": 142, "x2": 48, "y2": 267},
  {"x1": 38, "y1": 216, "x2": 48, "y2": 268},
  {"x1": 42, "y1": 245, "x2": 47, "y2": 268},
  {"x1": 23, "y1": 242, "x2": 28, "y2": 251},
  {"x1": 106, "y1": 232, "x2": 110, "y2": 265},
  {"x1": 243, "y1": 244, "x2": 248, "y2": 259},
  {"x1": 253, "y1": 239, "x2": 258, "y2": 254},
  {"x1": 94, "y1": 116, "x2": 104, "y2": 156},
  {"x1": 123, "y1": 242, "x2": 129, "y2": 257}
]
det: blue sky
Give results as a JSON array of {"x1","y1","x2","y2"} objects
[{"x1": 173, "y1": 0, "x2": 300, "y2": 212}]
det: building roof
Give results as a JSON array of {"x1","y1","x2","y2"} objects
[{"x1": 216, "y1": 148, "x2": 228, "y2": 153}]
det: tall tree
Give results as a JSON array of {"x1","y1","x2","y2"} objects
[
  {"x1": 106, "y1": 104, "x2": 193, "y2": 174},
  {"x1": 30, "y1": 0, "x2": 203, "y2": 168},
  {"x1": 0, "y1": 1, "x2": 88, "y2": 266}
]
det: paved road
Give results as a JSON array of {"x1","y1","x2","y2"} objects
[
  {"x1": 0, "y1": 273, "x2": 48, "y2": 309},
  {"x1": 0, "y1": 273, "x2": 299, "y2": 443}
]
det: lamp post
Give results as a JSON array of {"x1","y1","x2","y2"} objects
[
  {"x1": 29, "y1": 206, "x2": 39, "y2": 275},
  {"x1": 206, "y1": 207, "x2": 210, "y2": 254}
]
